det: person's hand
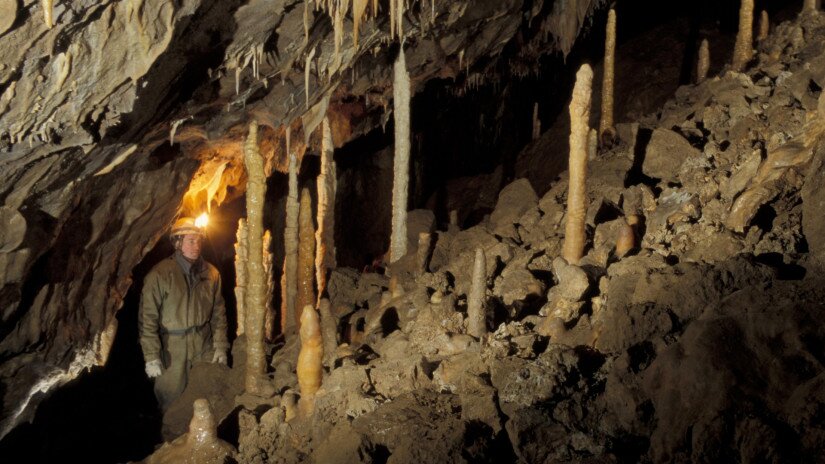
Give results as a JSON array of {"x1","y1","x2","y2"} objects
[
  {"x1": 145, "y1": 359, "x2": 162, "y2": 378},
  {"x1": 212, "y1": 349, "x2": 228, "y2": 365}
]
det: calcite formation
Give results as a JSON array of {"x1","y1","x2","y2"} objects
[
  {"x1": 141, "y1": 399, "x2": 235, "y2": 464},
  {"x1": 390, "y1": 45, "x2": 411, "y2": 263},
  {"x1": 697, "y1": 38, "x2": 710, "y2": 83},
  {"x1": 282, "y1": 152, "x2": 300, "y2": 331},
  {"x1": 561, "y1": 64, "x2": 594, "y2": 265},
  {"x1": 297, "y1": 304, "x2": 323, "y2": 416},
  {"x1": 315, "y1": 117, "x2": 337, "y2": 303},
  {"x1": 466, "y1": 248, "x2": 487, "y2": 339},
  {"x1": 297, "y1": 188, "x2": 317, "y2": 321},
  {"x1": 732, "y1": 0, "x2": 754, "y2": 71},
  {"x1": 599, "y1": 8, "x2": 617, "y2": 144}
]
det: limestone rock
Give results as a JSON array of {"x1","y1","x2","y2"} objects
[
  {"x1": 490, "y1": 178, "x2": 539, "y2": 232},
  {"x1": 643, "y1": 128, "x2": 703, "y2": 182}
]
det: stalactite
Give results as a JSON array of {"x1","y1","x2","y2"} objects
[
  {"x1": 561, "y1": 64, "x2": 593, "y2": 266},
  {"x1": 416, "y1": 232, "x2": 432, "y2": 275},
  {"x1": 732, "y1": 0, "x2": 754, "y2": 72},
  {"x1": 282, "y1": 149, "x2": 299, "y2": 332},
  {"x1": 697, "y1": 39, "x2": 710, "y2": 84},
  {"x1": 354, "y1": 0, "x2": 369, "y2": 48},
  {"x1": 243, "y1": 121, "x2": 274, "y2": 398},
  {"x1": 305, "y1": 47, "x2": 316, "y2": 109},
  {"x1": 599, "y1": 8, "x2": 616, "y2": 143},
  {"x1": 532, "y1": 102, "x2": 541, "y2": 140},
  {"x1": 758, "y1": 10, "x2": 769, "y2": 41},
  {"x1": 42, "y1": 0, "x2": 53, "y2": 29},
  {"x1": 467, "y1": 248, "x2": 487, "y2": 339},
  {"x1": 234, "y1": 219, "x2": 248, "y2": 337},
  {"x1": 390, "y1": 46, "x2": 411, "y2": 263},
  {"x1": 318, "y1": 298, "x2": 338, "y2": 368},
  {"x1": 297, "y1": 188, "x2": 317, "y2": 322},
  {"x1": 297, "y1": 305, "x2": 323, "y2": 416},
  {"x1": 316, "y1": 117, "x2": 337, "y2": 303},
  {"x1": 263, "y1": 230, "x2": 276, "y2": 341}
]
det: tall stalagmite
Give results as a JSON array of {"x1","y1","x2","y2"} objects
[
  {"x1": 732, "y1": 0, "x2": 754, "y2": 71},
  {"x1": 243, "y1": 121, "x2": 273, "y2": 397},
  {"x1": 297, "y1": 188, "x2": 316, "y2": 321},
  {"x1": 562, "y1": 64, "x2": 594, "y2": 265},
  {"x1": 697, "y1": 39, "x2": 710, "y2": 83},
  {"x1": 390, "y1": 45, "x2": 411, "y2": 263},
  {"x1": 599, "y1": 8, "x2": 616, "y2": 143},
  {"x1": 758, "y1": 10, "x2": 770, "y2": 41},
  {"x1": 263, "y1": 231, "x2": 276, "y2": 341},
  {"x1": 234, "y1": 219, "x2": 248, "y2": 337},
  {"x1": 315, "y1": 117, "x2": 337, "y2": 303},
  {"x1": 282, "y1": 151, "x2": 299, "y2": 332},
  {"x1": 297, "y1": 304, "x2": 323, "y2": 416},
  {"x1": 467, "y1": 248, "x2": 487, "y2": 338}
]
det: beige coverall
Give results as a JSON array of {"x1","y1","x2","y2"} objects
[{"x1": 139, "y1": 253, "x2": 229, "y2": 409}]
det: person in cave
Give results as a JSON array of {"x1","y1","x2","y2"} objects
[{"x1": 138, "y1": 216, "x2": 230, "y2": 410}]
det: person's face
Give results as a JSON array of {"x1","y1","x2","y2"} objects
[{"x1": 180, "y1": 234, "x2": 203, "y2": 261}]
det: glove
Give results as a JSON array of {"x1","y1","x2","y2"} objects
[
  {"x1": 145, "y1": 359, "x2": 162, "y2": 378},
  {"x1": 212, "y1": 349, "x2": 228, "y2": 365}
]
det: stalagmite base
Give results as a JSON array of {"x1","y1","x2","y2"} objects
[
  {"x1": 562, "y1": 64, "x2": 594, "y2": 265},
  {"x1": 243, "y1": 121, "x2": 274, "y2": 398},
  {"x1": 390, "y1": 46, "x2": 411, "y2": 263},
  {"x1": 297, "y1": 304, "x2": 323, "y2": 417},
  {"x1": 467, "y1": 248, "x2": 487, "y2": 339}
]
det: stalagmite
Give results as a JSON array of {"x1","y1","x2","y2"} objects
[
  {"x1": 758, "y1": 10, "x2": 770, "y2": 41},
  {"x1": 599, "y1": 8, "x2": 617, "y2": 143},
  {"x1": 532, "y1": 103, "x2": 541, "y2": 140},
  {"x1": 234, "y1": 219, "x2": 248, "y2": 337},
  {"x1": 42, "y1": 0, "x2": 53, "y2": 29},
  {"x1": 318, "y1": 298, "x2": 339, "y2": 368},
  {"x1": 315, "y1": 117, "x2": 337, "y2": 303},
  {"x1": 243, "y1": 121, "x2": 274, "y2": 398},
  {"x1": 732, "y1": 0, "x2": 754, "y2": 72},
  {"x1": 449, "y1": 210, "x2": 459, "y2": 231},
  {"x1": 281, "y1": 390, "x2": 298, "y2": 422},
  {"x1": 282, "y1": 151, "x2": 299, "y2": 332},
  {"x1": 142, "y1": 399, "x2": 234, "y2": 464},
  {"x1": 297, "y1": 188, "x2": 316, "y2": 321},
  {"x1": 588, "y1": 128, "x2": 598, "y2": 161},
  {"x1": 615, "y1": 219, "x2": 635, "y2": 258},
  {"x1": 263, "y1": 231, "x2": 276, "y2": 341},
  {"x1": 390, "y1": 46, "x2": 411, "y2": 263},
  {"x1": 467, "y1": 248, "x2": 487, "y2": 339},
  {"x1": 416, "y1": 232, "x2": 432, "y2": 275},
  {"x1": 297, "y1": 305, "x2": 323, "y2": 416},
  {"x1": 697, "y1": 39, "x2": 710, "y2": 83},
  {"x1": 804, "y1": 0, "x2": 819, "y2": 13},
  {"x1": 561, "y1": 64, "x2": 593, "y2": 265}
]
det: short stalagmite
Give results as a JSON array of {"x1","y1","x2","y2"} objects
[
  {"x1": 297, "y1": 304, "x2": 323, "y2": 416},
  {"x1": 234, "y1": 219, "x2": 248, "y2": 337},
  {"x1": 467, "y1": 248, "x2": 487, "y2": 339},
  {"x1": 732, "y1": 0, "x2": 754, "y2": 71},
  {"x1": 297, "y1": 188, "x2": 316, "y2": 321},
  {"x1": 599, "y1": 8, "x2": 617, "y2": 143},
  {"x1": 697, "y1": 39, "x2": 710, "y2": 83},
  {"x1": 318, "y1": 298, "x2": 339, "y2": 368},
  {"x1": 416, "y1": 232, "x2": 432, "y2": 275},
  {"x1": 243, "y1": 121, "x2": 274, "y2": 397},
  {"x1": 562, "y1": 64, "x2": 594, "y2": 265},
  {"x1": 282, "y1": 151, "x2": 299, "y2": 331},
  {"x1": 316, "y1": 117, "x2": 337, "y2": 303},
  {"x1": 758, "y1": 10, "x2": 769, "y2": 41},
  {"x1": 390, "y1": 45, "x2": 411, "y2": 263},
  {"x1": 142, "y1": 399, "x2": 235, "y2": 464}
]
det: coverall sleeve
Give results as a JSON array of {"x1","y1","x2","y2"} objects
[
  {"x1": 212, "y1": 273, "x2": 230, "y2": 352},
  {"x1": 139, "y1": 269, "x2": 164, "y2": 362}
]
